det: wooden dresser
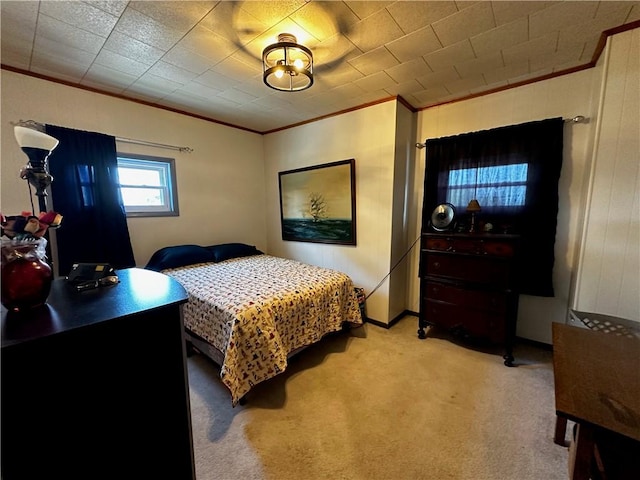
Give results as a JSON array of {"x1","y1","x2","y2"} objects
[
  {"x1": 418, "y1": 232, "x2": 520, "y2": 366},
  {"x1": 1, "y1": 268, "x2": 195, "y2": 480}
]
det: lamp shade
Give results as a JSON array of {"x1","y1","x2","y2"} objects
[
  {"x1": 466, "y1": 199, "x2": 481, "y2": 212},
  {"x1": 14, "y1": 126, "x2": 59, "y2": 152},
  {"x1": 262, "y1": 33, "x2": 313, "y2": 92}
]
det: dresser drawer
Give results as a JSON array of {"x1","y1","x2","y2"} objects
[
  {"x1": 422, "y1": 281, "x2": 507, "y2": 314},
  {"x1": 422, "y1": 252, "x2": 513, "y2": 286},
  {"x1": 424, "y1": 235, "x2": 516, "y2": 257},
  {"x1": 423, "y1": 300, "x2": 506, "y2": 343}
]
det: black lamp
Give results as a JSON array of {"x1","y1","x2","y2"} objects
[{"x1": 14, "y1": 125, "x2": 59, "y2": 214}]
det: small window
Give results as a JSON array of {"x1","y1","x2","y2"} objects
[
  {"x1": 116, "y1": 154, "x2": 179, "y2": 217},
  {"x1": 446, "y1": 163, "x2": 528, "y2": 209}
]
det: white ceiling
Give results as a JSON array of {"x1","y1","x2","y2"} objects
[{"x1": 1, "y1": 1, "x2": 639, "y2": 133}]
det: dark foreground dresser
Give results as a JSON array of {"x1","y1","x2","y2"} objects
[
  {"x1": 1, "y1": 268, "x2": 194, "y2": 480},
  {"x1": 418, "y1": 232, "x2": 520, "y2": 366}
]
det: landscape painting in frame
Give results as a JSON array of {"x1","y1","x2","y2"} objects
[{"x1": 279, "y1": 159, "x2": 356, "y2": 245}]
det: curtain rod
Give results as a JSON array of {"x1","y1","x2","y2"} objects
[
  {"x1": 10, "y1": 119, "x2": 194, "y2": 153},
  {"x1": 415, "y1": 115, "x2": 589, "y2": 148},
  {"x1": 115, "y1": 136, "x2": 193, "y2": 153}
]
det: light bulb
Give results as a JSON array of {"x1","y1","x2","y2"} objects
[
  {"x1": 275, "y1": 69, "x2": 284, "y2": 79},
  {"x1": 293, "y1": 58, "x2": 303, "y2": 69}
]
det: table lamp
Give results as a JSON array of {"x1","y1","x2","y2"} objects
[{"x1": 466, "y1": 199, "x2": 481, "y2": 233}]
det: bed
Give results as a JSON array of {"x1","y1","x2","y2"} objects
[{"x1": 145, "y1": 243, "x2": 363, "y2": 406}]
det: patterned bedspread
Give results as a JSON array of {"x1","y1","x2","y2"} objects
[{"x1": 163, "y1": 254, "x2": 363, "y2": 405}]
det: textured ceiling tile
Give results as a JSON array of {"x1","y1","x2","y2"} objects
[
  {"x1": 30, "y1": 49, "x2": 91, "y2": 78},
  {"x1": 345, "y1": 9, "x2": 405, "y2": 52},
  {"x1": 470, "y1": 17, "x2": 528, "y2": 58},
  {"x1": 37, "y1": 14, "x2": 107, "y2": 55},
  {"x1": 87, "y1": 1, "x2": 129, "y2": 18},
  {"x1": 94, "y1": 49, "x2": 150, "y2": 77},
  {"x1": 455, "y1": 52, "x2": 503, "y2": 77},
  {"x1": 177, "y1": 81, "x2": 224, "y2": 100},
  {"x1": 162, "y1": 46, "x2": 215, "y2": 75},
  {"x1": 147, "y1": 61, "x2": 199, "y2": 84},
  {"x1": 385, "y1": 58, "x2": 433, "y2": 84},
  {"x1": 30, "y1": 63, "x2": 86, "y2": 84},
  {"x1": 385, "y1": 26, "x2": 442, "y2": 63},
  {"x1": 1, "y1": 0, "x2": 38, "y2": 41},
  {"x1": 432, "y1": 2, "x2": 495, "y2": 47},
  {"x1": 384, "y1": 79, "x2": 426, "y2": 97},
  {"x1": 211, "y1": 55, "x2": 262, "y2": 81},
  {"x1": 445, "y1": 73, "x2": 487, "y2": 94},
  {"x1": 114, "y1": 7, "x2": 182, "y2": 51},
  {"x1": 103, "y1": 31, "x2": 165, "y2": 66},
  {"x1": 387, "y1": 1, "x2": 458, "y2": 34},
  {"x1": 32, "y1": 37, "x2": 96, "y2": 68},
  {"x1": 423, "y1": 40, "x2": 475, "y2": 70},
  {"x1": 502, "y1": 33, "x2": 558, "y2": 64},
  {"x1": 39, "y1": 0, "x2": 118, "y2": 38},
  {"x1": 344, "y1": 1, "x2": 393, "y2": 20},
  {"x1": 530, "y1": 2, "x2": 599, "y2": 39},
  {"x1": 200, "y1": 1, "x2": 266, "y2": 46},
  {"x1": 128, "y1": 1, "x2": 216, "y2": 31},
  {"x1": 353, "y1": 71, "x2": 397, "y2": 92},
  {"x1": 218, "y1": 87, "x2": 259, "y2": 105},
  {"x1": 178, "y1": 25, "x2": 239, "y2": 65},
  {"x1": 415, "y1": 67, "x2": 461, "y2": 89},
  {"x1": 628, "y1": 3, "x2": 640, "y2": 22},
  {"x1": 83, "y1": 63, "x2": 137, "y2": 89},
  {"x1": 313, "y1": 33, "x2": 362, "y2": 71},
  {"x1": 483, "y1": 61, "x2": 529, "y2": 85},
  {"x1": 0, "y1": 45, "x2": 32, "y2": 70},
  {"x1": 412, "y1": 85, "x2": 453, "y2": 104},
  {"x1": 315, "y1": 62, "x2": 364, "y2": 88},
  {"x1": 348, "y1": 46, "x2": 399, "y2": 76},
  {"x1": 491, "y1": 1, "x2": 556, "y2": 26},
  {"x1": 289, "y1": 1, "x2": 360, "y2": 42},
  {"x1": 194, "y1": 70, "x2": 238, "y2": 91},
  {"x1": 530, "y1": 45, "x2": 583, "y2": 72},
  {"x1": 239, "y1": 0, "x2": 306, "y2": 26},
  {"x1": 128, "y1": 73, "x2": 183, "y2": 96}
]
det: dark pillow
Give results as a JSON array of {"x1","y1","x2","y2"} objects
[
  {"x1": 206, "y1": 243, "x2": 262, "y2": 263},
  {"x1": 145, "y1": 244, "x2": 215, "y2": 271}
]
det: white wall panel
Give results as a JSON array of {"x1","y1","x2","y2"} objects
[{"x1": 573, "y1": 28, "x2": 640, "y2": 322}]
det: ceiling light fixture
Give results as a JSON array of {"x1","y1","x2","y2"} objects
[{"x1": 262, "y1": 33, "x2": 313, "y2": 92}]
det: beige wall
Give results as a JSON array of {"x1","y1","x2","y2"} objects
[
  {"x1": 263, "y1": 101, "x2": 399, "y2": 324},
  {"x1": 0, "y1": 71, "x2": 267, "y2": 268}
]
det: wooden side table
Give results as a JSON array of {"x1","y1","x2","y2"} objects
[{"x1": 552, "y1": 323, "x2": 640, "y2": 479}]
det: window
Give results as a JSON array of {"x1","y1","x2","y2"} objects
[
  {"x1": 116, "y1": 154, "x2": 179, "y2": 217},
  {"x1": 446, "y1": 163, "x2": 528, "y2": 209}
]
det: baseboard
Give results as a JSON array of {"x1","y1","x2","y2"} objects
[
  {"x1": 364, "y1": 310, "x2": 418, "y2": 329},
  {"x1": 515, "y1": 336, "x2": 553, "y2": 351}
]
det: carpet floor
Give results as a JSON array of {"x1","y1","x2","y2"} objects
[{"x1": 187, "y1": 314, "x2": 569, "y2": 480}]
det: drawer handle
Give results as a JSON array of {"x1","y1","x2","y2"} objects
[
  {"x1": 433, "y1": 262, "x2": 440, "y2": 269},
  {"x1": 431, "y1": 287, "x2": 439, "y2": 294}
]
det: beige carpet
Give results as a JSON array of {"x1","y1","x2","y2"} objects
[{"x1": 187, "y1": 315, "x2": 569, "y2": 480}]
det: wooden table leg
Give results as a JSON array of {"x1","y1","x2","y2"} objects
[
  {"x1": 570, "y1": 423, "x2": 594, "y2": 480},
  {"x1": 554, "y1": 415, "x2": 568, "y2": 446}
]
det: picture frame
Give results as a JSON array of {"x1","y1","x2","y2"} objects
[{"x1": 278, "y1": 159, "x2": 356, "y2": 245}]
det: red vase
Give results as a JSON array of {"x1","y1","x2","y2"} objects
[{"x1": 1, "y1": 241, "x2": 53, "y2": 313}]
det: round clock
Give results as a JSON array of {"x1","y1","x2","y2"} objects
[{"x1": 430, "y1": 203, "x2": 456, "y2": 231}]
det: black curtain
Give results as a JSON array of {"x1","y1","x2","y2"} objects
[
  {"x1": 423, "y1": 118, "x2": 564, "y2": 296},
  {"x1": 45, "y1": 125, "x2": 135, "y2": 276}
]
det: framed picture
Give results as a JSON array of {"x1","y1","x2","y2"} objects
[{"x1": 278, "y1": 159, "x2": 356, "y2": 245}]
